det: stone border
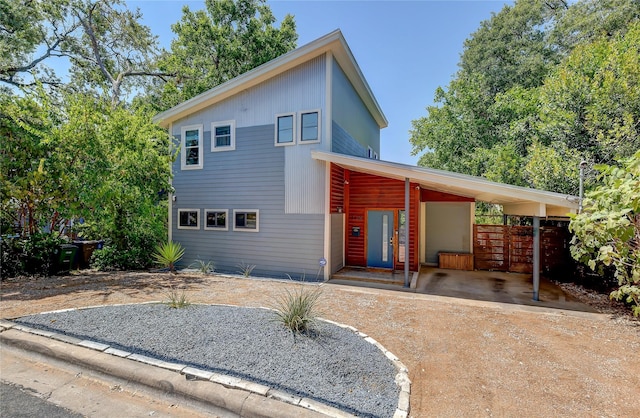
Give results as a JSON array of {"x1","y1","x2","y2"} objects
[{"x1": 1, "y1": 302, "x2": 410, "y2": 418}]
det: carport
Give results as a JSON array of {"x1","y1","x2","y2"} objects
[{"x1": 312, "y1": 151, "x2": 580, "y2": 301}]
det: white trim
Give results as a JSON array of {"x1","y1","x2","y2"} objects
[
  {"x1": 274, "y1": 113, "x2": 296, "y2": 146},
  {"x1": 299, "y1": 109, "x2": 321, "y2": 144},
  {"x1": 180, "y1": 124, "x2": 203, "y2": 170},
  {"x1": 177, "y1": 208, "x2": 200, "y2": 230},
  {"x1": 323, "y1": 161, "x2": 331, "y2": 281},
  {"x1": 211, "y1": 120, "x2": 236, "y2": 152},
  {"x1": 233, "y1": 209, "x2": 260, "y2": 232},
  {"x1": 204, "y1": 209, "x2": 229, "y2": 231}
]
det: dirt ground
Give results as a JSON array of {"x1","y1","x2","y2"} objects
[{"x1": 1, "y1": 271, "x2": 638, "y2": 418}]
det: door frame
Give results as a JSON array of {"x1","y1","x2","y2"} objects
[{"x1": 365, "y1": 208, "x2": 405, "y2": 270}]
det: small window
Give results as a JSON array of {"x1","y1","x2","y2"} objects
[
  {"x1": 211, "y1": 121, "x2": 235, "y2": 152},
  {"x1": 233, "y1": 209, "x2": 259, "y2": 232},
  {"x1": 275, "y1": 113, "x2": 295, "y2": 146},
  {"x1": 178, "y1": 209, "x2": 200, "y2": 230},
  {"x1": 368, "y1": 146, "x2": 374, "y2": 159},
  {"x1": 204, "y1": 209, "x2": 228, "y2": 231},
  {"x1": 300, "y1": 110, "x2": 320, "y2": 143},
  {"x1": 373, "y1": 151, "x2": 378, "y2": 160},
  {"x1": 181, "y1": 125, "x2": 203, "y2": 170}
]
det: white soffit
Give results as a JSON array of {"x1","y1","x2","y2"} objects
[
  {"x1": 154, "y1": 29, "x2": 387, "y2": 129},
  {"x1": 312, "y1": 151, "x2": 579, "y2": 216}
]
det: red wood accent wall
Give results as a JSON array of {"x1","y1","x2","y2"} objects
[
  {"x1": 344, "y1": 171, "x2": 420, "y2": 271},
  {"x1": 421, "y1": 189, "x2": 474, "y2": 202},
  {"x1": 330, "y1": 163, "x2": 345, "y2": 213}
]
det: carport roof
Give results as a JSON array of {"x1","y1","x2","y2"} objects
[{"x1": 311, "y1": 151, "x2": 579, "y2": 217}]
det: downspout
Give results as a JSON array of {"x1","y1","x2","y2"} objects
[{"x1": 404, "y1": 178, "x2": 410, "y2": 288}]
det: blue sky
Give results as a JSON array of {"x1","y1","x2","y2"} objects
[{"x1": 130, "y1": 0, "x2": 511, "y2": 165}]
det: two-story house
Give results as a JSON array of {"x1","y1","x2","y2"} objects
[{"x1": 154, "y1": 30, "x2": 578, "y2": 291}]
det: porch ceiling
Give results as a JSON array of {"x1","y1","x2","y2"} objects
[{"x1": 312, "y1": 151, "x2": 579, "y2": 217}]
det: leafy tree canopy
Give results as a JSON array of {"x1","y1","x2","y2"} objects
[
  {"x1": 149, "y1": 0, "x2": 297, "y2": 110},
  {"x1": 410, "y1": 0, "x2": 640, "y2": 195}
]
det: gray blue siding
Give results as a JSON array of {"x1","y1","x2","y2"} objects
[
  {"x1": 172, "y1": 124, "x2": 324, "y2": 279},
  {"x1": 332, "y1": 121, "x2": 367, "y2": 157},
  {"x1": 331, "y1": 60, "x2": 380, "y2": 155}
]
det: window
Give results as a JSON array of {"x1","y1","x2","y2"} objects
[
  {"x1": 211, "y1": 121, "x2": 235, "y2": 152},
  {"x1": 204, "y1": 209, "x2": 228, "y2": 231},
  {"x1": 275, "y1": 113, "x2": 295, "y2": 146},
  {"x1": 368, "y1": 146, "x2": 374, "y2": 159},
  {"x1": 178, "y1": 209, "x2": 200, "y2": 230},
  {"x1": 373, "y1": 151, "x2": 379, "y2": 160},
  {"x1": 300, "y1": 110, "x2": 320, "y2": 143},
  {"x1": 181, "y1": 125, "x2": 203, "y2": 170},
  {"x1": 233, "y1": 209, "x2": 259, "y2": 232}
]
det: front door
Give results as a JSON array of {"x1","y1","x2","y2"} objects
[{"x1": 367, "y1": 210, "x2": 394, "y2": 268}]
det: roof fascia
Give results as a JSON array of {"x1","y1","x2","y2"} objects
[
  {"x1": 154, "y1": 30, "x2": 387, "y2": 129},
  {"x1": 311, "y1": 151, "x2": 578, "y2": 211}
]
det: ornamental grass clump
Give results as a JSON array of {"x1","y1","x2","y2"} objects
[
  {"x1": 272, "y1": 281, "x2": 323, "y2": 334},
  {"x1": 153, "y1": 241, "x2": 185, "y2": 273},
  {"x1": 164, "y1": 287, "x2": 190, "y2": 309}
]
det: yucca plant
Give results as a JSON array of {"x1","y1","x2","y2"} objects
[
  {"x1": 272, "y1": 283, "x2": 323, "y2": 334},
  {"x1": 153, "y1": 241, "x2": 185, "y2": 273}
]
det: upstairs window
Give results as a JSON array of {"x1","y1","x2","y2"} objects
[
  {"x1": 233, "y1": 209, "x2": 259, "y2": 232},
  {"x1": 205, "y1": 209, "x2": 228, "y2": 231},
  {"x1": 178, "y1": 209, "x2": 200, "y2": 230},
  {"x1": 300, "y1": 110, "x2": 320, "y2": 143},
  {"x1": 181, "y1": 125, "x2": 203, "y2": 170},
  {"x1": 275, "y1": 113, "x2": 295, "y2": 146},
  {"x1": 212, "y1": 120, "x2": 236, "y2": 152}
]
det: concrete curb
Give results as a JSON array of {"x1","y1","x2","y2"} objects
[{"x1": 1, "y1": 304, "x2": 411, "y2": 418}]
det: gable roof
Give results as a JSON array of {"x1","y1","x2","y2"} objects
[
  {"x1": 311, "y1": 151, "x2": 579, "y2": 217},
  {"x1": 154, "y1": 29, "x2": 387, "y2": 129}
]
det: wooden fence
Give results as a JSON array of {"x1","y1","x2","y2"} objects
[{"x1": 473, "y1": 225, "x2": 570, "y2": 274}]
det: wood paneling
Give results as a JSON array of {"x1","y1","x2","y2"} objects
[
  {"x1": 330, "y1": 163, "x2": 345, "y2": 213},
  {"x1": 439, "y1": 253, "x2": 474, "y2": 270},
  {"x1": 341, "y1": 171, "x2": 420, "y2": 271},
  {"x1": 473, "y1": 224, "x2": 571, "y2": 274},
  {"x1": 421, "y1": 189, "x2": 474, "y2": 202}
]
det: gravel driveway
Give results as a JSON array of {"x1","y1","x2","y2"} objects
[{"x1": 1, "y1": 271, "x2": 639, "y2": 417}]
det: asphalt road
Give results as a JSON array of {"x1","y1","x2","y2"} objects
[{"x1": 1, "y1": 382, "x2": 84, "y2": 418}]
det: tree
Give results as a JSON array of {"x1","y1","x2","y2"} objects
[
  {"x1": 410, "y1": 0, "x2": 640, "y2": 195},
  {"x1": 150, "y1": 0, "x2": 297, "y2": 110},
  {"x1": 0, "y1": 89, "x2": 176, "y2": 271},
  {"x1": 410, "y1": 0, "x2": 566, "y2": 178},
  {"x1": 0, "y1": 0, "x2": 77, "y2": 88},
  {"x1": 569, "y1": 151, "x2": 640, "y2": 316},
  {"x1": 1, "y1": 0, "x2": 169, "y2": 104}
]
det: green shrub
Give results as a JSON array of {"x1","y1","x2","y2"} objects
[
  {"x1": 0, "y1": 233, "x2": 63, "y2": 278},
  {"x1": 153, "y1": 241, "x2": 185, "y2": 273},
  {"x1": 272, "y1": 283, "x2": 323, "y2": 334},
  {"x1": 1, "y1": 237, "x2": 25, "y2": 279}
]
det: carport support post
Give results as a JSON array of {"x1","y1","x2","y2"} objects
[
  {"x1": 532, "y1": 216, "x2": 540, "y2": 301},
  {"x1": 404, "y1": 178, "x2": 410, "y2": 288}
]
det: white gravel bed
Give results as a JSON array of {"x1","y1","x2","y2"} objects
[{"x1": 14, "y1": 304, "x2": 399, "y2": 417}]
